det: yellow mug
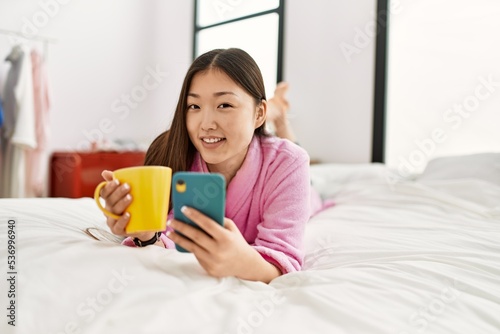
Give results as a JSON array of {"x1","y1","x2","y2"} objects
[{"x1": 94, "y1": 166, "x2": 172, "y2": 234}]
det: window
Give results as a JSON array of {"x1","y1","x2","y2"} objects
[
  {"x1": 383, "y1": 0, "x2": 500, "y2": 174},
  {"x1": 193, "y1": 0, "x2": 285, "y2": 98}
]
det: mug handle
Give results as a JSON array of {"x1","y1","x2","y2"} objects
[{"x1": 94, "y1": 181, "x2": 121, "y2": 220}]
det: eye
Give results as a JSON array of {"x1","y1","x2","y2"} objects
[
  {"x1": 218, "y1": 103, "x2": 233, "y2": 109},
  {"x1": 187, "y1": 104, "x2": 200, "y2": 110}
]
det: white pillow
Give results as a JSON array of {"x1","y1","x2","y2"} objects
[
  {"x1": 416, "y1": 153, "x2": 500, "y2": 185},
  {"x1": 309, "y1": 163, "x2": 391, "y2": 199}
]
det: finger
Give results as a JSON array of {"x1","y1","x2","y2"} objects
[
  {"x1": 167, "y1": 230, "x2": 207, "y2": 254},
  {"x1": 101, "y1": 170, "x2": 114, "y2": 182},
  {"x1": 179, "y1": 206, "x2": 225, "y2": 240},
  {"x1": 99, "y1": 179, "x2": 120, "y2": 199},
  {"x1": 169, "y1": 219, "x2": 215, "y2": 251},
  {"x1": 104, "y1": 183, "x2": 131, "y2": 209},
  {"x1": 221, "y1": 218, "x2": 238, "y2": 232},
  {"x1": 106, "y1": 212, "x2": 130, "y2": 236},
  {"x1": 107, "y1": 192, "x2": 132, "y2": 216}
]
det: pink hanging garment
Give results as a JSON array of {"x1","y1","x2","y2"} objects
[{"x1": 25, "y1": 49, "x2": 51, "y2": 197}]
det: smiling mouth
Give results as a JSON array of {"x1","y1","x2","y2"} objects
[{"x1": 202, "y1": 137, "x2": 225, "y2": 144}]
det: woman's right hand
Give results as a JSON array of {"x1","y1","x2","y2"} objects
[{"x1": 100, "y1": 170, "x2": 155, "y2": 241}]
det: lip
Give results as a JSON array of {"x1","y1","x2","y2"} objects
[{"x1": 200, "y1": 136, "x2": 226, "y2": 149}]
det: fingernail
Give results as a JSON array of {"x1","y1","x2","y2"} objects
[
  {"x1": 124, "y1": 212, "x2": 130, "y2": 219},
  {"x1": 123, "y1": 183, "x2": 130, "y2": 190},
  {"x1": 166, "y1": 220, "x2": 171, "y2": 226},
  {"x1": 166, "y1": 231, "x2": 172, "y2": 237},
  {"x1": 113, "y1": 179, "x2": 119, "y2": 186},
  {"x1": 125, "y1": 194, "x2": 132, "y2": 201},
  {"x1": 181, "y1": 206, "x2": 188, "y2": 213}
]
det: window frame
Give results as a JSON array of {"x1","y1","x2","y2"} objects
[
  {"x1": 192, "y1": 0, "x2": 286, "y2": 83},
  {"x1": 372, "y1": 0, "x2": 389, "y2": 163}
]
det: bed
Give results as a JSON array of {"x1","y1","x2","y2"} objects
[{"x1": 1, "y1": 155, "x2": 500, "y2": 334}]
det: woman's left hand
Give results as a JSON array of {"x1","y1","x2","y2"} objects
[{"x1": 166, "y1": 206, "x2": 257, "y2": 278}]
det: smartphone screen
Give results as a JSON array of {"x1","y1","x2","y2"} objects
[{"x1": 172, "y1": 172, "x2": 226, "y2": 252}]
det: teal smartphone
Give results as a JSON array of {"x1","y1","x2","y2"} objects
[{"x1": 172, "y1": 172, "x2": 226, "y2": 253}]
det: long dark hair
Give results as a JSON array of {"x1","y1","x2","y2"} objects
[{"x1": 144, "y1": 48, "x2": 269, "y2": 174}]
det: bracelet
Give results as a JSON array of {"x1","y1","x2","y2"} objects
[{"x1": 133, "y1": 232, "x2": 162, "y2": 247}]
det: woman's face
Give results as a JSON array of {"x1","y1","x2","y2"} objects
[{"x1": 186, "y1": 68, "x2": 266, "y2": 179}]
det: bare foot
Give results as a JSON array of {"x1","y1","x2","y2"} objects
[
  {"x1": 266, "y1": 82, "x2": 296, "y2": 142},
  {"x1": 267, "y1": 82, "x2": 290, "y2": 123}
]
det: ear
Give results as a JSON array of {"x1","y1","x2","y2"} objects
[{"x1": 254, "y1": 99, "x2": 267, "y2": 129}]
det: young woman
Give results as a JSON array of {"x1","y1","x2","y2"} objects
[{"x1": 99, "y1": 48, "x2": 324, "y2": 283}]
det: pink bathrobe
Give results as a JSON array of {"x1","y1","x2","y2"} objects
[{"x1": 124, "y1": 135, "x2": 321, "y2": 274}]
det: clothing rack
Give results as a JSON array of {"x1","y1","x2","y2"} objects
[
  {"x1": 0, "y1": 28, "x2": 57, "y2": 61},
  {"x1": 0, "y1": 28, "x2": 57, "y2": 44}
]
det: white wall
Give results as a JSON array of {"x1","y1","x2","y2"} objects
[
  {"x1": 0, "y1": 0, "x2": 376, "y2": 164},
  {"x1": 285, "y1": 0, "x2": 377, "y2": 163},
  {"x1": 0, "y1": 0, "x2": 194, "y2": 153}
]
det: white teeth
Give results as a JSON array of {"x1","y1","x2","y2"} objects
[{"x1": 202, "y1": 138, "x2": 223, "y2": 143}]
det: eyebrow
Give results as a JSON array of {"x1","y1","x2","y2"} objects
[{"x1": 188, "y1": 91, "x2": 238, "y2": 98}]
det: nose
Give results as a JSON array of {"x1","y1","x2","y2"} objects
[{"x1": 200, "y1": 109, "x2": 217, "y2": 131}]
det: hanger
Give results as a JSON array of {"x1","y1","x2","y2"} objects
[
  {"x1": 0, "y1": 29, "x2": 56, "y2": 63},
  {"x1": 5, "y1": 44, "x2": 24, "y2": 62}
]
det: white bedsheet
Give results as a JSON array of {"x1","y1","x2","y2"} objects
[{"x1": 1, "y1": 163, "x2": 499, "y2": 334}]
